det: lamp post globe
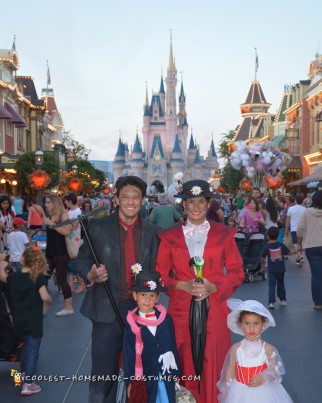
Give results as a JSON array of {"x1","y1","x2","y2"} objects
[{"x1": 35, "y1": 149, "x2": 44, "y2": 167}]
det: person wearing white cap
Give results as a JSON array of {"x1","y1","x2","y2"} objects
[{"x1": 217, "y1": 299, "x2": 293, "y2": 402}]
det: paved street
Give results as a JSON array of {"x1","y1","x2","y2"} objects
[{"x1": 1, "y1": 255, "x2": 322, "y2": 403}]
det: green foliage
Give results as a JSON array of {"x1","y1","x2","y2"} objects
[
  {"x1": 218, "y1": 130, "x2": 243, "y2": 193},
  {"x1": 62, "y1": 130, "x2": 91, "y2": 160},
  {"x1": 15, "y1": 151, "x2": 60, "y2": 190},
  {"x1": 220, "y1": 164, "x2": 243, "y2": 193},
  {"x1": 67, "y1": 161, "x2": 105, "y2": 191},
  {"x1": 95, "y1": 169, "x2": 106, "y2": 187},
  {"x1": 218, "y1": 130, "x2": 236, "y2": 162}
]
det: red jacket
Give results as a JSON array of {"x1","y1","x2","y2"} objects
[{"x1": 156, "y1": 221, "x2": 244, "y2": 403}]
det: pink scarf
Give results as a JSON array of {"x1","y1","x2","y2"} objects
[{"x1": 126, "y1": 305, "x2": 167, "y2": 378}]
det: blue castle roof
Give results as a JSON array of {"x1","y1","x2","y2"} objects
[
  {"x1": 172, "y1": 134, "x2": 183, "y2": 154},
  {"x1": 115, "y1": 138, "x2": 125, "y2": 157},
  {"x1": 210, "y1": 139, "x2": 217, "y2": 157},
  {"x1": 179, "y1": 82, "x2": 185, "y2": 102},
  {"x1": 159, "y1": 76, "x2": 165, "y2": 93},
  {"x1": 194, "y1": 148, "x2": 201, "y2": 164},
  {"x1": 132, "y1": 133, "x2": 142, "y2": 153},
  {"x1": 145, "y1": 95, "x2": 164, "y2": 117},
  {"x1": 188, "y1": 134, "x2": 195, "y2": 150},
  {"x1": 150, "y1": 135, "x2": 164, "y2": 159}
]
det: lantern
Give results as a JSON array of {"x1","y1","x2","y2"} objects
[
  {"x1": 218, "y1": 185, "x2": 226, "y2": 193},
  {"x1": 102, "y1": 188, "x2": 110, "y2": 195},
  {"x1": 68, "y1": 178, "x2": 82, "y2": 192},
  {"x1": 28, "y1": 170, "x2": 51, "y2": 189}
]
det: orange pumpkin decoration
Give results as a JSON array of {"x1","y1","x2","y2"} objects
[
  {"x1": 68, "y1": 178, "x2": 82, "y2": 192},
  {"x1": 263, "y1": 174, "x2": 285, "y2": 190},
  {"x1": 228, "y1": 143, "x2": 237, "y2": 154},
  {"x1": 28, "y1": 170, "x2": 51, "y2": 189},
  {"x1": 239, "y1": 178, "x2": 252, "y2": 192}
]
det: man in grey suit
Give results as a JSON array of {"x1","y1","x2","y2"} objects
[{"x1": 78, "y1": 176, "x2": 159, "y2": 403}]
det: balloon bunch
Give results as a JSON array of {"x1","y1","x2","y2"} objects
[
  {"x1": 167, "y1": 172, "x2": 184, "y2": 205},
  {"x1": 230, "y1": 141, "x2": 292, "y2": 180}
]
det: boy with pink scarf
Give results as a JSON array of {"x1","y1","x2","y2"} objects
[{"x1": 123, "y1": 269, "x2": 180, "y2": 402}]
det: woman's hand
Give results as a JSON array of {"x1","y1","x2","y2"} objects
[
  {"x1": 42, "y1": 216, "x2": 52, "y2": 226},
  {"x1": 180, "y1": 278, "x2": 217, "y2": 301},
  {"x1": 88, "y1": 264, "x2": 108, "y2": 283},
  {"x1": 248, "y1": 374, "x2": 264, "y2": 387}
]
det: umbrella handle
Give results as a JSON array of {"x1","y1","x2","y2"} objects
[{"x1": 79, "y1": 216, "x2": 124, "y2": 330}]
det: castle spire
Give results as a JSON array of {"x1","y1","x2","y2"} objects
[
  {"x1": 145, "y1": 82, "x2": 149, "y2": 106},
  {"x1": 168, "y1": 30, "x2": 175, "y2": 72},
  {"x1": 210, "y1": 134, "x2": 217, "y2": 157},
  {"x1": 159, "y1": 74, "x2": 165, "y2": 94}
]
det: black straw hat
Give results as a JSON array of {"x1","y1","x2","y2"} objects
[
  {"x1": 130, "y1": 270, "x2": 166, "y2": 292},
  {"x1": 174, "y1": 179, "x2": 214, "y2": 199}
]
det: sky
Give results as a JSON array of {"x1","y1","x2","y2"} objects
[{"x1": 1, "y1": 0, "x2": 322, "y2": 162}]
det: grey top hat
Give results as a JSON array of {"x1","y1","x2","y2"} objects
[
  {"x1": 175, "y1": 179, "x2": 214, "y2": 199},
  {"x1": 130, "y1": 270, "x2": 166, "y2": 292}
]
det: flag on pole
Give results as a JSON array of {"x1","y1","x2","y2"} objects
[
  {"x1": 47, "y1": 60, "x2": 51, "y2": 86},
  {"x1": 255, "y1": 48, "x2": 259, "y2": 73}
]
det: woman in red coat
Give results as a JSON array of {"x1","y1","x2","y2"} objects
[{"x1": 156, "y1": 180, "x2": 244, "y2": 403}]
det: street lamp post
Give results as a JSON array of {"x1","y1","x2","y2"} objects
[{"x1": 35, "y1": 149, "x2": 44, "y2": 167}]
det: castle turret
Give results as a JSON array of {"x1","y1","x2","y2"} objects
[
  {"x1": 131, "y1": 132, "x2": 145, "y2": 178},
  {"x1": 204, "y1": 135, "x2": 219, "y2": 171},
  {"x1": 159, "y1": 74, "x2": 165, "y2": 113},
  {"x1": 187, "y1": 130, "x2": 197, "y2": 168},
  {"x1": 114, "y1": 137, "x2": 126, "y2": 179}
]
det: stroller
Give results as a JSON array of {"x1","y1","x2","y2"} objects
[
  {"x1": 235, "y1": 226, "x2": 267, "y2": 283},
  {"x1": 31, "y1": 229, "x2": 47, "y2": 251},
  {"x1": 0, "y1": 283, "x2": 23, "y2": 362}
]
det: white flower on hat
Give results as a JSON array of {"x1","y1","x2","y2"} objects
[
  {"x1": 131, "y1": 263, "x2": 142, "y2": 275},
  {"x1": 174, "y1": 172, "x2": 184, "y2": 181},
  {"x1": 191, "y1": 185, "x2": 202, "y2": 196},
  {"x1": 146, "y1": 280, "x2": 157, "y2": 290}
]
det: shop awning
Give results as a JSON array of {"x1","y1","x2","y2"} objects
[
  {"x1": 0, "y1": 104, "x2": 13, "y2": 120},
  {"x1": 272, "y1": 135, "x2": 285, "y2": 145},
  {"x1": 288, "y1": 165, "x2": 322, "y2": 186},
  {"x1": 4, "y1": 103, "x2": 27, "y2": 127}
]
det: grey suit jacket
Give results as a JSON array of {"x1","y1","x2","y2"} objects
[{"x1": 78, "y1": 213, "x2": 159, "y2": 323}]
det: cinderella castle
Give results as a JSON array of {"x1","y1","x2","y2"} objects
[{"x1": 113, "y1": 38, "x2": 219, "y2": 191}]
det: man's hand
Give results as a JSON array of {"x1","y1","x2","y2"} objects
[{"x1": 88, "y1": 264, "x2": 108, "y2": 283}]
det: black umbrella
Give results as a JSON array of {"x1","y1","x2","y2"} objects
[{"x1": 189, "y1": 256, "x2": 209, "y2": 395}]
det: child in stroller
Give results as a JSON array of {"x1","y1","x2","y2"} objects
[{"x1": 235, "y1": 226, "x2": 267, "y2": 283}]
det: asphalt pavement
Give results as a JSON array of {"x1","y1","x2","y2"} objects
[{"x1": 1, "y1": 254, "x2": 321, "y2": 403}]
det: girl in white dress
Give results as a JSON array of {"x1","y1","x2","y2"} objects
[{"x1": 217, "y1": 299, "x2": 293, "y2": 403}]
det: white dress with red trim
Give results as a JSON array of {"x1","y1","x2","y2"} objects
[{"x1": 217, "y1": 338, "x2": 293, "y2": 402}]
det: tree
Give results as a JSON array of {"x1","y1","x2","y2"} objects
[
  {"x1": 62, "y1": 130, "x2": 91, "y2": 160},
  {"x1": 218, "y1": 130, "x2": 243, "y2": 193},
  {"x1": 15, "y1": 151, "x2": 60, "y2": 190},
  {"x1": 67, "y1": 160, "x2": 105, "y2": 191}
]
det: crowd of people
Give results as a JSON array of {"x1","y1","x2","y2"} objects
[{"x1": 0, "y1": 179, "x2": 321, "y2": 402}]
